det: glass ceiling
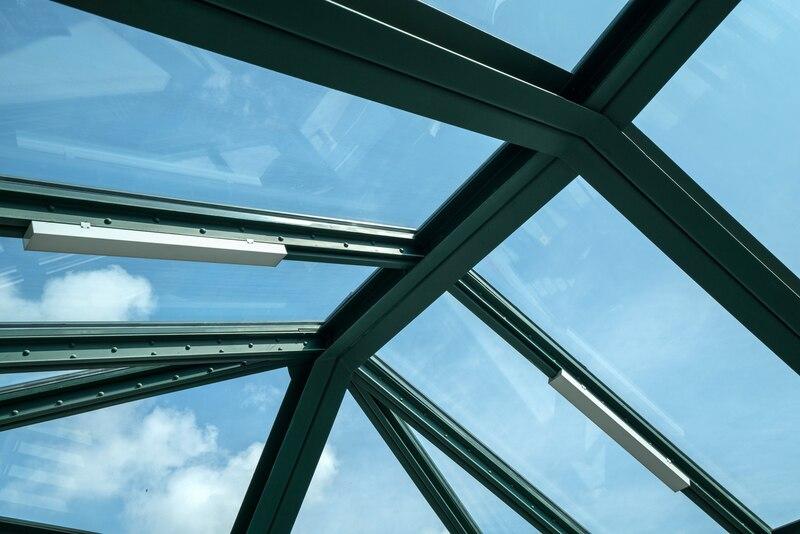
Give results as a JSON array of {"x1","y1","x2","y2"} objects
[
  {"x1": 0, "y1": 369, "x2": 289, "y2": 533},
  {"x1": 476, "y1": 178, "x2": 800, "y2": 526},
  {"x1": 380, "y1": 295, "x2": 717, "y2": 533},
  {"x1": 421, "y1": 0, "x2": 629, "y2": 70},
  {"x1": 634, "y1": 0, "x2": 800, "y2": 276},
  {"x1": 0, "y1": 0, "x2": 502, "y2": 228},
  {"x1": 0, "y1": 0, "x2": 797, "y2": 532}
]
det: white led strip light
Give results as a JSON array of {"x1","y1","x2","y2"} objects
[
  {"x1": 549, "y1": 369, "x2": 690, "y2": 491},
  {"x1": 24, "y1": 221, "x2": 287, "y2": 267}
]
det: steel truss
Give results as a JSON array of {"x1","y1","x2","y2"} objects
[{"x1": 0, "y1": 0, "x2": 796, "y2": 532}]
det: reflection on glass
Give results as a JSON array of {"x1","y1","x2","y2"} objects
[
  {"x1": 634, "y1": 0, "x2": 800, "y2": 276},
  {"x1": 477, "y1": 177, "x2": 800, "y2": 526},
  {"x1": 381, "y1": 294, "x2": 717, "y2": 533},
  {"x1": 0, "y1": 369, "x2": 289, "y2": 533},
  {"x1": 413, "y1": 428, "x2": 538, "y2": 533},
  {"x1": 293, "y1": 393, "x2": 444, "y2": 533},
  {"x1": 0, "y1": 237, "x2": 372, "y2": 322},
  {"x1": 420, "y1": 0, "x2": 628, "y2": 70},
  {"x1": 0, "y1": 0, "x2": 501, "y2": 227}
]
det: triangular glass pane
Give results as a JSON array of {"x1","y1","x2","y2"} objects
[
  {"x1": 411, "y1": 427, "x2": 537, "y2": 533},
  {"x1": 635, "y1": 0, "x2": 800, "y2": 278},
  {"x1": 0, "y1": 0, "x2": 501, "y2": 228},
  {"x1": 0, "y1": 368, "x2": 289, "y2": 533},
  {"x1": 476, "y1": 177, "x2": 800, "y2": 526},
  {"x1": 293, "y1": 392, "x2": 445, "y2": 533},
  {"x1": 381, "y1": 294, "x2": 719, "y2": 533}
]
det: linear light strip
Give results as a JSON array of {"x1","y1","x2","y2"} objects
[
  {"x1": 24, "y1": 221, "x2": 286, "y2": 266},
  {"x1": 549, "y1": 369, "x2": 690, "y2": 491}
]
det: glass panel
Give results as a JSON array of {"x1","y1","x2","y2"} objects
[
  {"x1": 634, "y1": 0, "x2": 800, "y2": 275},
  {"x1": 381, "y1": 294, "x2": 717, "y2": 533},
  {"x1": 476, "y1": 177, "x2": 800, "y2": 526},
  {"x1": 0, "y1": 368, "x2": 289, "y2": 533},
  {"x1": 0, "y1": 236, "x2": 372, "y2": 321},
  {"x1": 420, "y1": 0, "x2": 628, "y2": 70},
  {"x1": 0, "y1": 0, "x2": 502, "y2": 228},
  {"x1": 413, "y1": 428, "x2": 537, "y2": 533},
  {"x1": 293, "y1": 392, "x2": 445, "y2": 533}
]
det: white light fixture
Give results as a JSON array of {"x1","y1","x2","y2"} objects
[
  {"x1": 549, "y1": 369, "x2": 690, "y2": 491},
  {"x1": 24, "y1": 221, "x2": 286, "y2": 267}
]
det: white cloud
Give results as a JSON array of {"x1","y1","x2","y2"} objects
[
  {"x1": 241, "y1": 382, "x2": 284, "y2": 412},
  {"x1": 304, "y1": 445, "x2": 338, "y2": 506},
  {"x1": 0, "y1": 265, "x2": 155, "y2": 321},
  {"x1": 0, "y1": 401, "x2": 341, "y2": 534}
]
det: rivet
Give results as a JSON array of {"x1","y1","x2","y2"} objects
[
  {"x1": 185, "y1": 345, "x2": 191, "y2": 350},
  {"x1": 248, "y1": 342, "x2": 254, "y2": 348},
  {"x1": 277, "y1": 347, "x2": 283, "y2": 351},
  {"x1": 135, "y1": 382, "x2": 143, "y2": 389},
  {"x1": 153, "y1": 216, "x2": 160, "y2": 223},
  {"x1": 172, "y1": 374, "x2": 179, "y2": 381},
  {"x1": 104, "y1": 218, "x2": 112, "y2": 225},
  {"x1": 56, "y1": 400, "x2": 63, "y2": 406},
  {"x1": 278, "y1": 236, "x2": 284, "y2": 242},
  {"x1": 111, "y1": 346, "x2": 118, "y2": 353},
  {"x1": 303, "y1": 341, "x2": 308, "y2": 346},
  {"x1": 399, "y1": 248, "x2": 404, "y2": 253},
  {"x1": 97, "y1": 391, "x2": 105, "y2": 397},
  {"x1": 11, "y1": 410, "x2": 19, "y2": 416},
  {"x1": 69, "y1": 354, "x2": 77, "y2": 359},
  {"x1": 199, "y1": 228, "x2": 207, "y2": 234},
  {"x1": 343, "y1": 242, "x2": 349, "y2": 248},
  {"x1": 151, "y1": 351, "x2": 157, "y2": 356},
  {"x1": 22, "y1": 349, "x2": 30, "y2": 356},
  {"x1": 219, "y1": 348, "x2": 224, "y2": 353},
  {"x1": 207, "y1": 367, "x2": 214, "y2": 373},
  {"x1": 241, "y1": 361, "x2": 248, "y2": 367},
  {"x1": 47, "y1": 205, "x2": 55, "y2": 212}
]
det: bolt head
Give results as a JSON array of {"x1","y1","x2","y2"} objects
[
  {"x1": 97, "y1": 391, "x2": 105, "y2": 397},
  {"x1": 11, "y1": 410, "x2": 19, "y2": 416},
  {"x1": 56, "y1": 400, "x2": 63, "y2": 406},
  {"x1": 22, "y1": 349, "x2": 30, "y2": 356},
  {"x1": 69, "y1": 354, "x2": 77, "y2": 359},
  {"x1": 111, "y1": 346, "x2": 118, "y2": 353},
  {"x1": 104, "y1": 218, "x2": 112, "y2": 225},
  {"x1": 185, "y1": 345, "x2": 191, "y2": 350},
  {"x1": 172, "y1": 375, "x2": 179, "y2": 381},
  {"x1": 199, "y1": 228, "x2": 207, "y2": 234},
  {"x1": 248, "y1": 342, "x2": 254, "y2": 348},
  {"x1": 135, "y1": 382, "x2": 143, "y2": 389}
]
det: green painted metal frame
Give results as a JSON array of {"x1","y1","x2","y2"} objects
[
  {"x1": 0, "y1": 176, "x2": 419, "y2": 269},
  {"x1": 0, "y1": 322, "x2": 321, "y2": 372},
  {"x1": 349, "y1": 382, "x2": 480, "y2": 534},
  {"x1": 354, "y1": 357, "x2": 588, "y2": 534},
  {"x1": 452, "y1": 271, "x2": 769, "y2": 534},
  {"x1": 0, "y1": 0, "x2": 795, "y2": 532}
]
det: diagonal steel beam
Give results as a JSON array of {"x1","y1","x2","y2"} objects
[
  {"x1": 0, "y1": 515, "x2": 97, "y2": 534},
  {"x1": 0, "y1": 323, "x2": 320, "y2": 372},
  {"x1": 0, "y1": 361, "x2": 284, "y2": 432},
  {"x1": 0, "y1": 176, "x2": 418, "y2": 268},
  {"x1": 451, "y1": 271, "x2": 769, "y2": 533},
  {"x1": 354, "y1": 357, "x2": 587, "y2": 534},
  {"x1": 349, "y1": 381, "x2": 479, "y2": 534}
]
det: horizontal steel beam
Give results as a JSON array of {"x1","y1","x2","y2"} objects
[
  {"x1": 349, "y1": 381, "x2": 479, "y2": 534},
  {"x1": 452, "y1": 272, "x2": 769, "y2": 534},
  {"x1": 355, "y1": 357, "x2": 586, "y2": 534},
  {"x1": 0, "y1": 322, "x2": 321, "y2": 372},
  {"x1": 0, "y1": 176, "x2": 419, "y2": 268},
  {"x1": 0, "y1": 515, "x2": 97, "y2": 534},
  {"x1": 0, "y1": 360, "x2": 284, "y2": 432}
]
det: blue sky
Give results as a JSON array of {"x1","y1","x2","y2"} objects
[{"x1": 0, "y1": 1, "x2": 798, "y2": 533}]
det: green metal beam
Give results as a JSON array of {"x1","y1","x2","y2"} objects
[
  {"x1": 349, "y1": 381, "x2": 479, "y2": 534},
  {"x1": 0, "y1": 515, "x2": 97, "y2": 534},
  {"x1": 0, "y1": 323, "x2": 320, "y2": 372},
  {"x1": 231, "y1": 365, "x2": 313, "y2": 534},
  {"x1": 773, "y1": 517, "x2": 800, "y2": 534},
  {"x1": 0, "y1": 361, "x2": 283, "y2": 432},
  {"x1": 354, "y1": 357, "x2": 586, "y2": 534},
  {"x1": 451, "y1": 271, "x2": 769, "y2": 533},
  {"x1": 0, "y1": 176, "x2": 418, "y2": 268}
]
